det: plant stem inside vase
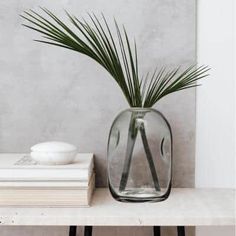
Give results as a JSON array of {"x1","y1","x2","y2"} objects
[
  {"x1": 119, "y1": 111, "x2": 161, "y2": 192},
  {"x1": 119, "y1": 113, "x2": 138, "y2": 191},
  {"x1": 139, "y1": 122, "x2": 161, "y2": 191}
]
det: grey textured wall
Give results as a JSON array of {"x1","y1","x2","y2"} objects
[{"x1": 0, "y1": 0, "x2": 196, "y2": 235}]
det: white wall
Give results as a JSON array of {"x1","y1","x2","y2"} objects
[{"x1": 196, "y1": 0, "x2": 235, "y2": 235}]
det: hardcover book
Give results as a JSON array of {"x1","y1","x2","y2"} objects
[
  {"x1": 0, "y1": 174, "x2": 95, "y2": 207},
  {"x1": 0, "y1": 153, "x2": 94, "y2": 181}
]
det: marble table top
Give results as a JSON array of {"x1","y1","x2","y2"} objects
[{"x1": 0, "y1": 188, "x2": 235, "y2": 226}]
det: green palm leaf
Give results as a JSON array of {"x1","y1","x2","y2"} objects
[{"x1": 21, "y1": 8, "x2": 210, "y2": 107}]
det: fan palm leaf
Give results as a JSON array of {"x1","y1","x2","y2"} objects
[{"x1": 21, "y1": 8, "x2": 210, "y2": 107}]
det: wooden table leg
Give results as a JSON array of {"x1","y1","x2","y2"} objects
[
  {"x1": 177, "y1": 226, "x2": 185, "y2": 236},
  {"x1": 84, "y1": 226, "x2": 93, "y2": 236},
  {"x1": 153, "y1": 226, "x2": 161, "y2": 236},
  {"x1": 69, "y1": 226, "x2": 77, "y2": 236}
]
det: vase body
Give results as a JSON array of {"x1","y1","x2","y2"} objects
[{"x1": 107, "y1": 108, "x2": 172, "y2": 202}]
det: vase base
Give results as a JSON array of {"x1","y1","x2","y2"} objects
[
  {"x1": 119, "y1": 188, "x2": 162, "y2": 198},
  {"x1": 109, "y1": 184, "x2": 171, "y2": 203}
]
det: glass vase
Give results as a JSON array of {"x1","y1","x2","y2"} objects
[{"x1": 107, "y1": 108, "x2": 172, "y2": 202}]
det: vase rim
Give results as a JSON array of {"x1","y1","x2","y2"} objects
[{"x1": 128, "y1": 107, "x2": 152, "y2": 110}]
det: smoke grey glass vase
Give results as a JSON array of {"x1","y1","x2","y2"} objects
[{"x1": 107, "y1": 108, "x2": 172, "y2": 202}]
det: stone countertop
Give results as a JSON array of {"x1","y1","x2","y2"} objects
[{"x1": 0, "y1": 188, "x2": 234, "y2": 226}]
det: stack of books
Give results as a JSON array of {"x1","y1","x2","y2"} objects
[{"x1": 0, "y1": 153, "x2": 95, "y2": 207}]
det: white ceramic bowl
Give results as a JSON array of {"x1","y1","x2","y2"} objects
[{"x1": 30, "y1": 141, "x2": 77, "y2": 165}]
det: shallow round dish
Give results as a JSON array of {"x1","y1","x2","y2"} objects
[{"x1": 30, "y1": 141, "x2": 77, "y2": 165}]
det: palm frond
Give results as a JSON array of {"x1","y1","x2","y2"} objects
[{"x1": 21, "y1": 8, "x2": 210, "y2": 108}]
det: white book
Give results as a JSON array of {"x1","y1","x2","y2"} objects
[
  {"x1": 0, "y1": 180, "x2": 89, "y2": 188},
  {"x1": 0, "y1": 174, "x2": 95, "y2": 207},
  {"x1": 0, "y1": 153, "x2": 94, "y2": 181},
  {"x1": 0, "y1": 173, "x2": 95, "y2": 189}
]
